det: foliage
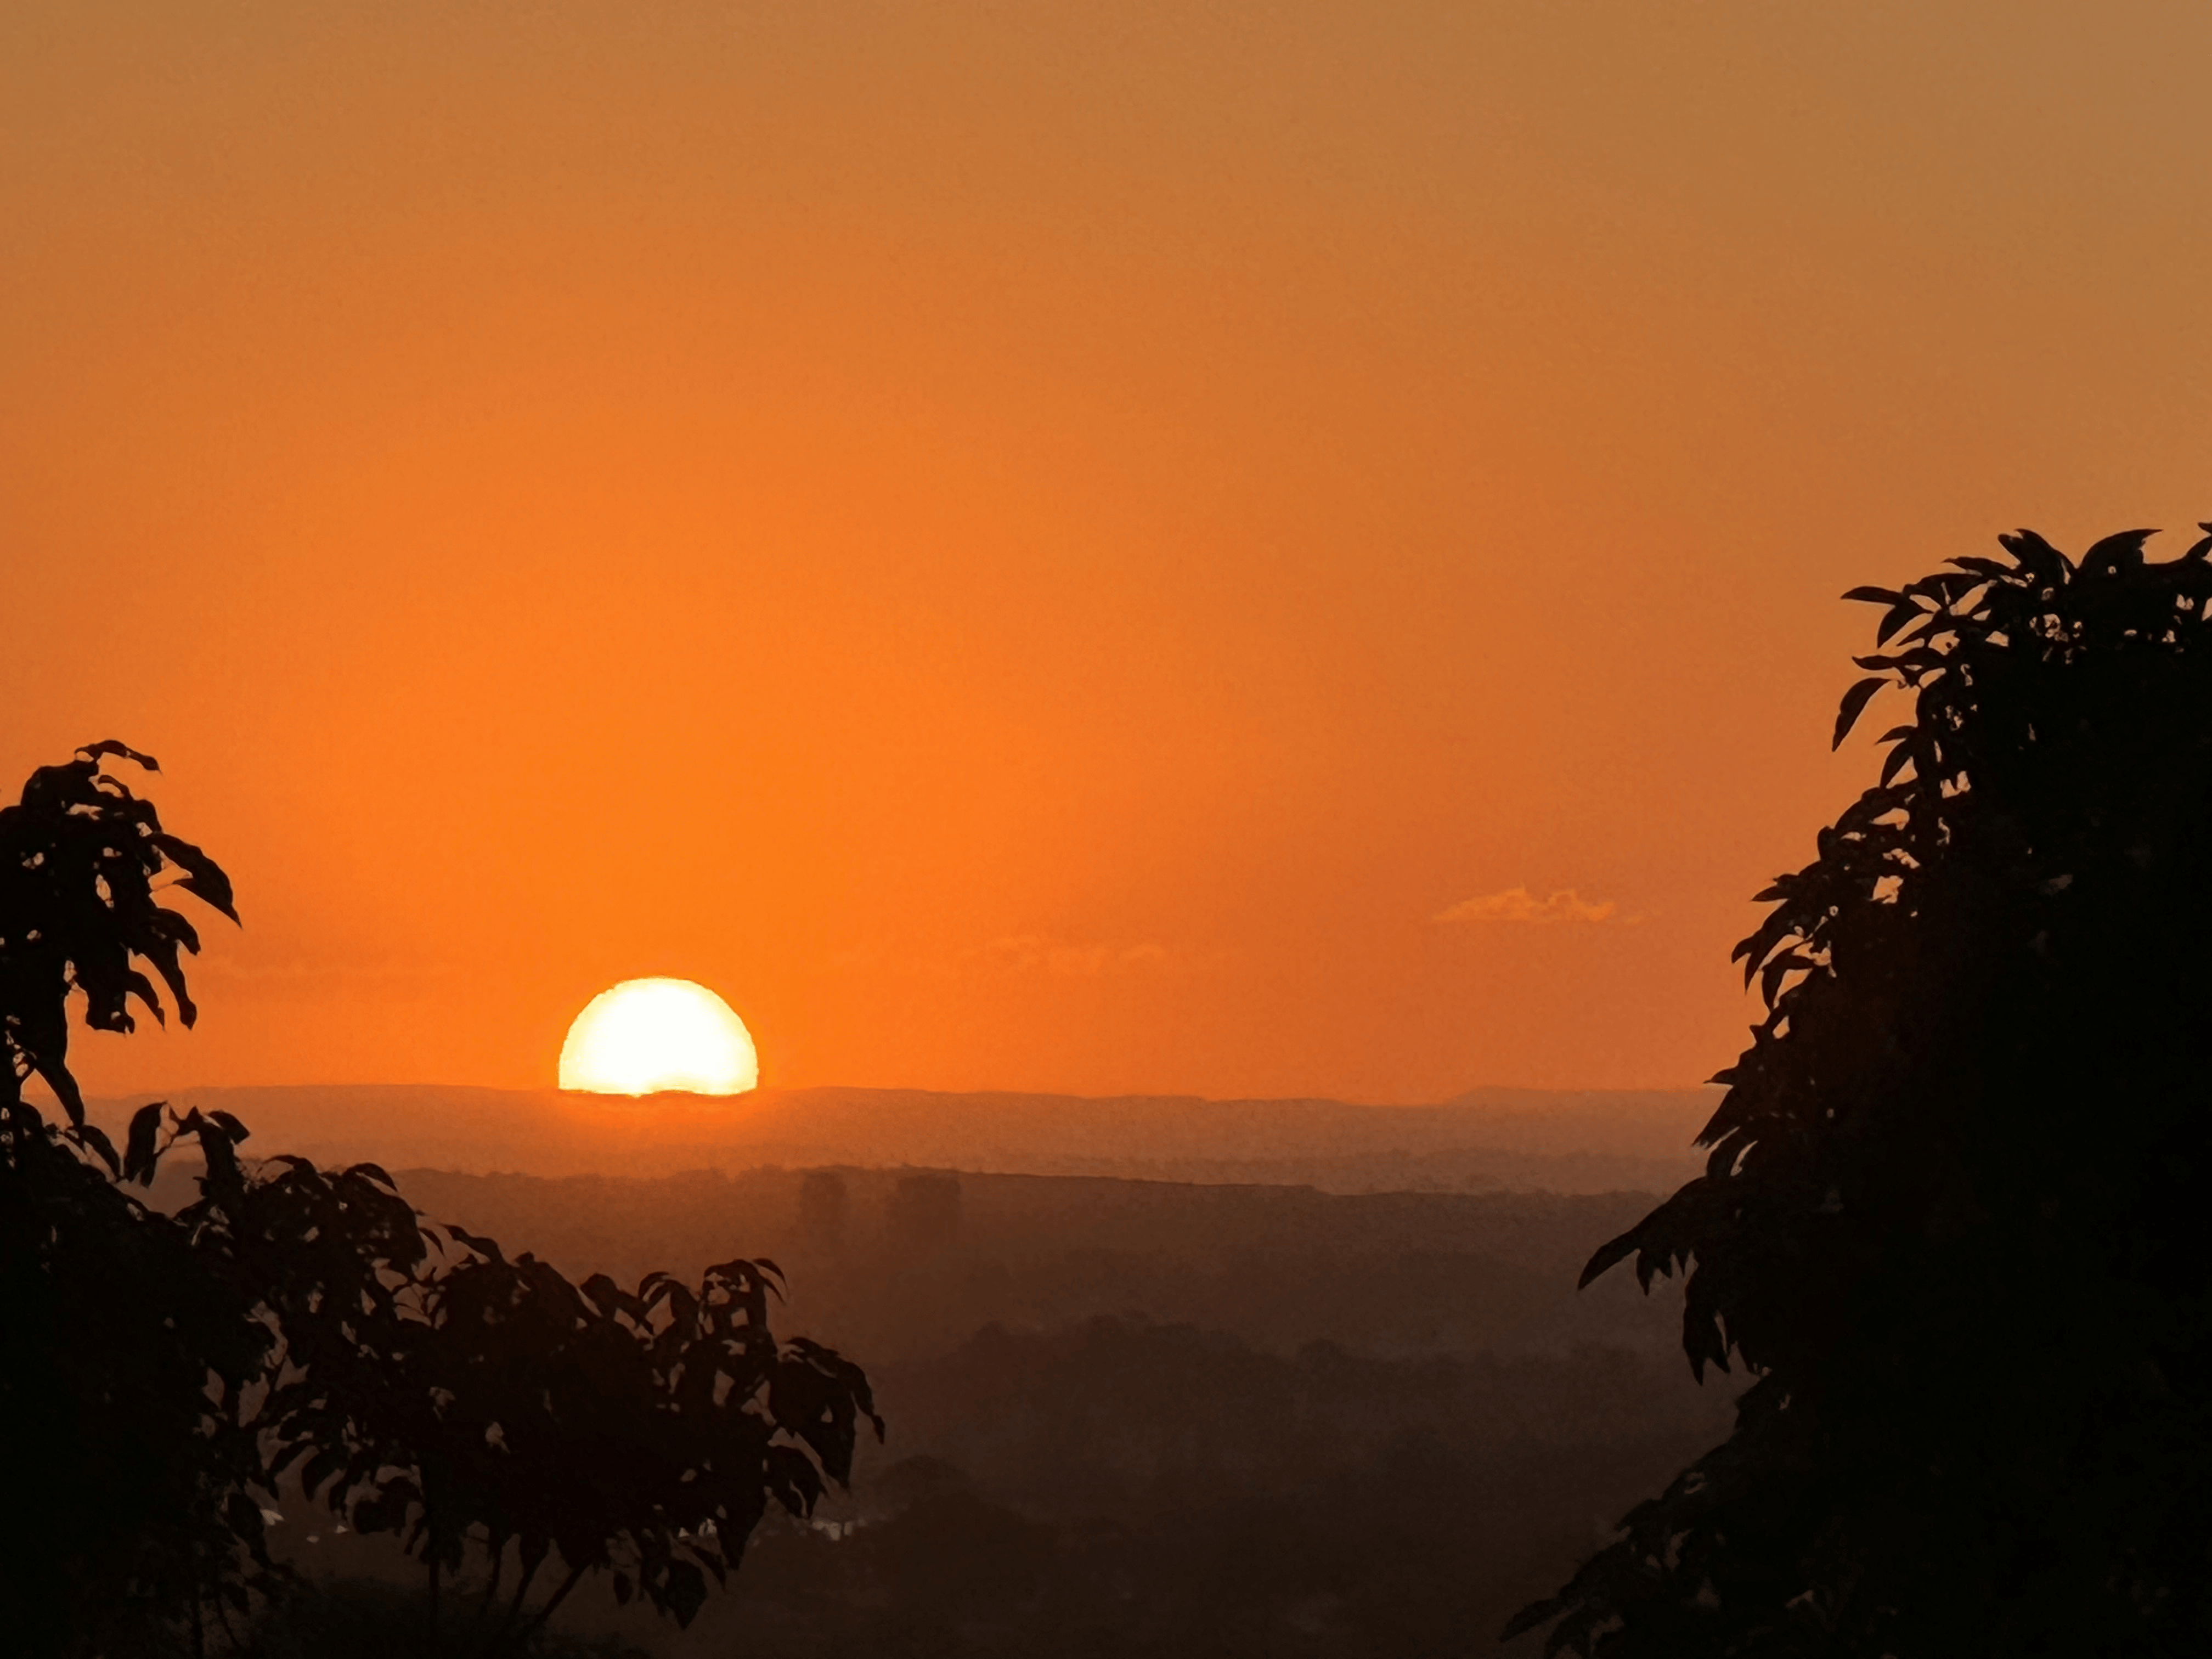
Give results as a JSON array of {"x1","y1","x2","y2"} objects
[
  {"x1": 687, "y1": 1314, "x2": 1724, "y2": 1659},
  {"x1": 235, "y1": 1578, "x2": 651, "y2": 1659},
  {"x1": 1509, "y1": 529, "x2": 2212, "y2": 1655},
  {"x1": 0, "y1": 745, "x2": 879, "y2": 1656}
]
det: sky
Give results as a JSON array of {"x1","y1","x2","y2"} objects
[{"x1": 8, "y1": 2, "x2": 2212, "y2": 1103}]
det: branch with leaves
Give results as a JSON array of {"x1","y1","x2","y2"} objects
[
  {"x1": 1510, "y1": 528, "x2": 2212, "y2": 1656},
  {"x1": 0, "y1": 745, "x2": 880, "y2": 1657}
]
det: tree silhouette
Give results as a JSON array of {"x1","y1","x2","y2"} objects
[
  {"x1": 0, "y1": 744, "x2": 879, "y2": 1656},
  {"x1": 1509, "y1": 530, "x2": 2212, "y2": 1655}
]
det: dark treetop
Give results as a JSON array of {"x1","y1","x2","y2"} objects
[
  {"x1": 0, "y1": 744, "x2": 878, "y2": 1658},
  {"x1": 1511, "y1": 529, "x2": 2212, "y2": 1657}
]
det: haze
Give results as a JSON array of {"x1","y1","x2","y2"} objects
[{"x1": 9, "y1": 2, "x2": 2208, "y2": 1101}]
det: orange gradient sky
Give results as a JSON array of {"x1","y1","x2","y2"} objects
[{"x1": 9, "y1": 2, "x2": 2212, "y2": 1102}]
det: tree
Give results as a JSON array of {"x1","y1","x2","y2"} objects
[
  {"x1": 1509, "y1": 529, "x2": 2212, "y2": 1656},
  {"x1": 0, "y1": 744, "x2": 879, "y2": 1656}
]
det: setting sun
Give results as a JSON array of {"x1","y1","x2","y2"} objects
[{"x1": 557, "y1": 978, "x2": 759, "y2": 1096}]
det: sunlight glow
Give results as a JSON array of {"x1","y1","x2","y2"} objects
[{"x1": 558, "y1": 978, "x2": 759, "y2": 1095}]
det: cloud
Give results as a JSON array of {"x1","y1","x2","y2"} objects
[{"x1": 1431, "y1": 886, "x2": 1619, "y2": 926}]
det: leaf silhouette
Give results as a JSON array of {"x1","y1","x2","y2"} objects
[
  {"x1": 1517, "y1": 526, "x2": 2212, "y2": 1655},
  {"x1": 122, "y1": 1101, "x2": 166, "y2": 1185},
  {"x1": 1, "y1": 745, "x2": 876, "y2": 1649},
  {"x1": 1831, "y1": 675, "x2": 1887, "y2": 750}
]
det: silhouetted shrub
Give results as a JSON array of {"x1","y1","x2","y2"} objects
[
  {"x1": 239, "y1": 1578, "x2": 650, "y2": 1659},
  {"x1": 0, "y1": 746, "x2": 878, "y2": 1656},
  {"x1": 1512, "y1": 530, "x2": 2212, "y2": 1655}
]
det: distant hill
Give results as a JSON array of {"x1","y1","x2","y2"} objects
[
  {"x1": 191, "y1": 1113, "x2": 1731, "y2": 1657},
  {"x1": 381, "y1": 1164, "x2": 1691, "y2": 1364},
  {"x1": 91, "y1": 1082, "x2": 1717, "y2": 1195}
]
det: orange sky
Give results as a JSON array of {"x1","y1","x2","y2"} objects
[{"x1": 9, "y1": 3, "x2": 2212, "y2": 1103}]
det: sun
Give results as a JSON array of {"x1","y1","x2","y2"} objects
[{"x1": 558, "y1": 978, "x2": 759, "y2": 1096}]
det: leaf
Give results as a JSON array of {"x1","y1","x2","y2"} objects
[
  {"x1": 1840, "y1": 585, "x2": 1903, "y2": 606},
  {"x1": 36, "y1": 1056, "x2": 89, "y2": 1130},
  {"x1": 2079, "y1": 528, "x2": 2156, "y2": 578},
  {"x1": 77, "y1": 738, "x2": 161, "y2": 772},
  {"x1": 1853, "y1": 648, "x2": 1943, "y2": 674},
  {"x1": 1875, "y1": 600, "x2": 1922, "y2": 646},
  {"x1": 582, "y1": 1272, "x2": 634, "y2": 1318},
  {"x1": 300, "y1": 1446, "x2": 347, "y2": 1502},
  {"x1": 119, "y1": 965, "x2": 165, "y2": 1026},
  {"x1": 444, "y1": 1224, "x2": 505, "y2": 1264},
  {"x1": 192, "y1": 1115, "x2": 247, "y2": 1208},
  {"x1": 123, "y1": 1101, "x2": 167, "y2": 1185},
  {"x1": 71, "y1": 1122, "x2": 122, "y2": 1176},
  {"x1": 1904, "y1": 571, "x2": 1982, "y2": 603},
  {"x1": 151, "y1": 832, "x2": 240, "y2": 923},
  {"x1": 660, "y1": 1559, "x2": 708, "y2": 1628},
  {"x1": 1832, "y1": 676, "x2": 1888, "y2": 751},
  {"x1": 1500, "y1": 1594, "x2": 1567, "y2": 1641},
  {"x1": 1579, "y1": 1229, "x2": 1640, "y2": 1290},
  {"x1": 1998, "y1": 528, "x2": 2072, "y2": 582},
  {"x1": 1759, "y1": 951, "x2": 1819, "y2": 1009},
  {"x1": 142, "y1": 938, "x2": 199, "y2": 1029}
]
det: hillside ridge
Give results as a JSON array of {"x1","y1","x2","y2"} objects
[{"x1": 84, "y1": 1081, "x2": 1718, "y2": 1194}]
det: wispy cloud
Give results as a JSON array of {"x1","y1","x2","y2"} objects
[{"x1": 1432, "y1": 886, "x2": 1619, "y2": 926}]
